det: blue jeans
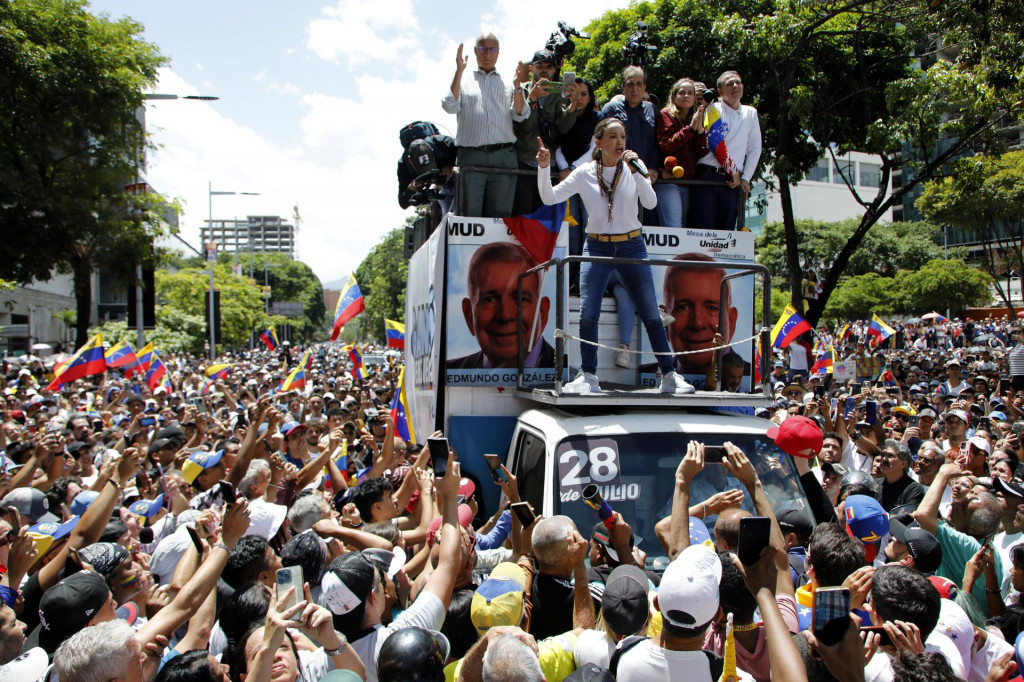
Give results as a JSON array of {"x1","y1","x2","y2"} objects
[
  {"x1": 568, "y1": 194, "x2": 588, "y2": 289},
  {"x1": 654, "y1": 183, "x2": 690, "y2": 228},
  {"x1": 607, "y1": 271, "x2": 636, "y2": 345},
  {"x1": 579, "y1": 235, "x2": 674, "y2": 375}
]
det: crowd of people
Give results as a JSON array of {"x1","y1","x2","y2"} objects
[{"x1": 0, "y1": 310, "x2": 1022, "y2": 681}]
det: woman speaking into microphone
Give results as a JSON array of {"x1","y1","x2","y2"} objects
[{"x1": 536, "y1": 118, "x2": 695, "y2": 395}]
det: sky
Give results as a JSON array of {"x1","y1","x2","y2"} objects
[{"x1": 87, "y1": 0, "x2": 625, "y2": 286}]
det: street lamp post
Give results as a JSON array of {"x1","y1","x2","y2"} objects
[
  {"x1": 208, "y1": 183, "x2": 259, "y2": 360},
  {"x1": 135, "y1": 94, "x2": 219, "y2": 349}
]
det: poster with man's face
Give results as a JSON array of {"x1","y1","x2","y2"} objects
[
  {"x1": 638, "y1": 227, "x2": 756, "y2": 390},
  {"x1": 445, "y1": 217, "x2": 567, "y2": 387}
]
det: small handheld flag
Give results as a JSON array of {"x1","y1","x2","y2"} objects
[
  {"x1": 389, "y1": 366, "x2": 416, "y2": 443},
  {"x1": 385, "y1": 320, "x2": 406, "y2": 350},
  {"x1": 260, "y1": 328, "x2": 280, "y2": 351},
  {"x1": 136, "y1": 342, "x2": 156, "y2": 374},
  {"x1": 47, "y1": 334, "x2": 106, "y2": 390},
  {"x1": 868, "y1": 313, "x2": 895, "y2": 342},
  {"x1": 279, "y1": 365, "x2": 306, "y2": 392},
  {"x1": 205, "y1": 363, "x2": 232, "y2": 380},
  {"x1": 770, "y1": 305, "x2": 813, "y2": 349},
  {"x1": 105, "y1": 340, "x2": 141, "y2": 377},
  {"x1": 502, "y1": 202, "x2": 567, "y2": 264},
  {"x1": 331, "y1": 273, "x2": 366, "y2": 342}
]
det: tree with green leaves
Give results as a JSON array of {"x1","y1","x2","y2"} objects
[
  {"x1": 354, "y1": 227, "x2": 408, "y2": 341},
  {"x1": 756, "y1": 219, "x2": 946, "y2": 285},
  {"x1": 0, "y1": 0, "x2": 169, "y2": 346},
  {"x1": 822, "y1": 273, "x2": 896, "y2": 322},
  {"x1": 892, "y1": 260, "x2": 992, "y2": 315},
  {"x1": 568, "y1": 0, "x2": 1022, "y2": 325},
  {"x1": 917, "y1": 150, "x2": 1024, "y2": 315},
  {"x1": 155, "y1": 264, "x2": 270, "y2": 351}
]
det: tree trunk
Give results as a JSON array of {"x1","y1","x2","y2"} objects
[
  {"x1": 778, "y1": 180, "x2": 804, "y2": 315},
  {"x1": 71, "y1": 257, "x2": 92, "y2": 348}
]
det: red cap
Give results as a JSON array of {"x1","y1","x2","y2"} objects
[
  {"x1": 766, "y1": 416, "x2": 822, "y2": 459},
  {"x1": 426, "y1": 503, "x2": 474, "y2": 546}
]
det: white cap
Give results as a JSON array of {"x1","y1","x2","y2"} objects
[
  {"x1": 657, "y1": 544, "x2": 721, "y2": 629},
  {"x1": 244, "y1": 499, "x2": 287, "y2": 540},
  {"x1": 0, "y1": 647, "x2": 49, "y2": 682},
  {"x1": 968, "y1": 435, "x2": 991, "y2": 455}
]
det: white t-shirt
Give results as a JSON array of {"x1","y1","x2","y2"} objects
[
  {"x1": 573, "y1": 628, "x2": 615, "y2": 669},
  {"x1": 350, "y1": 591, "x2": 445, "y2": 682},
  {"x1": 993, "y1": 530, "x2": 1022, "y2": 600},
  {"x1": 615, "y1": 641, "x2": 753, "y2": 682},
  {"x1": 696, "y1": 102, "x2": 762, "y2": 181}
]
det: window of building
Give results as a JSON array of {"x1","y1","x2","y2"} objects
[
  {"x1": 807, "y1": 158, "x2": 830, "y2": 183},
  {"x1": 859, "y1": 162, "x2": 882, "y2": 188},
  {"x1": 832, "y1": 158, "x2": 854, "y2": 184}
]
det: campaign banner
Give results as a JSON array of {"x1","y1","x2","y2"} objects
[
  {"x1": 444, "y1": 216, "x2": 567, "y2": 387},
  {"x1": 405, "y1": 223, "x2": 446, "y2": 440},
  {"x1": 637, "y1": 227, "x2": 757, "y2": 391}
]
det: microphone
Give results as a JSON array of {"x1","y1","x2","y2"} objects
[{"x1": 627, "y1": 157, "x2": 648, "y2": 176}]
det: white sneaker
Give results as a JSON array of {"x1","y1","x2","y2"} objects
[
  {"x1": 615, "y1": 344, "x2": 630, "y2": 368},
  {"x1": 660, "y1": 310, "x2": 675, "y2": 327},
  {"x1": 661, "y1": 371, "x2": 695, "y2": 395},
  {"x1": 563, "y1": 371, "x2": 600, "y2": 394}
]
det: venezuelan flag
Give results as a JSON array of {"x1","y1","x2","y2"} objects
[
  {"x1": 260, "y1": 327, "x2": 280, "y2": 351},
  {"x1": 868, "y1": 313, "x2": 895, "y2": 342},
  {"x1": 330, "y1": 273, "x2": 365, "y2": 342},
  {"x1": 385, "y1": 320, "x2": 405, "y2": 350},
  {"x1": 279, "y1": 365, "x2": 306, "y2": 392},
  {"x1": 199, "y1": 378, "x2": 215, "y2": 395},
  {"x1": 703, "y1": 105, "x2": 739, "y2": 177},
  {"x1": 105, "y1": 340, "x2": 141, "y2": 377},
  {"x1": 205, "y1": 363, "x2": 232, "y2": 379},
  {"x1": 838, "y1": 323, "x2": 853, "y2": 342},
  {"x1": 146, "y1": 352, "x2": 167, "y2": 390},
  {"x1": 502, "y1": 201, "x2": 567, "y2": 264},
  {"x1": 348, "y1": 345, "x2": 365, "y2": 381},
  {"x1": 47, "y1": 334, "x2": 106, "y2": 390},
  {"x1": 136, "y1": 342, "x2": 156, "y2": 374},
  {"x1": 302, "y1": 350, "x2": 313, "y2": 371},
  {"x1": 389, "y1": 366, "x2": 416, "y2": 443},
  {"x1": 333, "y1": 439, "x2": 349, "y2": 472},
  {"x1": 770, "y1": 304, "x2": 813, "y2": 349}
]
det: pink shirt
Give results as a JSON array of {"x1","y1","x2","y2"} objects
[{"x1": 702, "y1": 594, "x2": 799, "y2": 682}]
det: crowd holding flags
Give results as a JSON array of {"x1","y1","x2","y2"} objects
[
  {"x1": 868, "y1": 313, "x2": 896, "y2": 343},
  {"x1": 347, "y1": 345, "x2": 365, "y2": 381},
  {"x1": 136, "y1": 343, "x2": 156, "y2": 374},
  {"x1": 279, "y1": 364, "x2": 307, "y2": 392},
  {"x1": 389, "y1": 366, "x2": 416, "y2": 444},
  {"x1": 330, "y1": 273, "x2": 365, "y2": 342},
  {"x1": 770, "y1": 304, "x2": 813, "y2": 349},
  {"x1": 104, "y1": 340, "x2": 141, "y2": 376},
  {"x1": 145, "y1": 352, "x2": 169, "y2": 390}
]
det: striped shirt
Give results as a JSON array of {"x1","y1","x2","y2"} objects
[
  {"x1": 441, "y1": 69, "x2": 528, "y2": 147},
  {"x1": 1010, "y1": 343, "x2": 1024, "y2": 376}
]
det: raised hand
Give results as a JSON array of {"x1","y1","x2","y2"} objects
[
  {"x1": 536, "y1": 137, "x2": 551, "y2": 168},
  {"x1": 455, "y1": 43, "x2": 468, "y2": 73}
]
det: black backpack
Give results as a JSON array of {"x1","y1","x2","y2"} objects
[
  {"x1": 399, "y1": 121, "x2": 440, "y2": 151},
  {"x1": 608, "y1": 635, "x2": 724, "y2": 679}
]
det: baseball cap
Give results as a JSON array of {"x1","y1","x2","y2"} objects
[
  {"x1": 181, "y1": 449, "x2": 225, "y2": 485},
  {"x1": 245, "y1": 498, "x2": 288, "y2": 541},
  {"x1": 591, "y1": 521, "x2": 640, "y2": 564},
  {"x1": 928, "y1": 575, "x2": 959, "y2": 600},
  {"x1": 471, "y1": 574, "x2": 525, "y2": 635},
  {"x1": 1, "y1": 488, "x2": 58, "y2": 524},
  {"x1": 600, "y1": 564, "x2": 650, "y2": 636},
  {"x1": 70, "y1": 490, "x2": 100, "y2": 517},
  {"x1": 766, "y1": 415, "x2": 822, "y2": 459},
  {"x1": 364, "y1": 547, "x2": 407, "y2": 581},
  {"x1": 27, "y1": 516, "x2": 80, "y2": 556},
  {"x1": 658, "y1": 544, "x2": 722, "y2": 629},
  {"x1": 776, "y1": 509, "x2": 814, "y2": 545},
  {"x1": 531, "y1": 49, "x2": 556, "y2": 64},
  {"x1": 458, "y1": 477, "x2": 476, "y2": 500},
  {"x1": 0, "y1": 647, "x2": 49, "y2": 682},
  {"x1": 843, "y1": 495, "x2": 889, "y2": 562},
  {"x1": 564, "y1": 664, "x2": 616, "y2": 682},
  {"x1": 127, "y1": 494, "x2": 164, "y2": 526},
  {"x1": 821, "y1": 462, "x2": 849, "y2": 478},
  {"x1": 281, "y1": 530, "x2": 330, "y2": 586},
  {"x1": 280, "y1": 421, "x2": 306, "y2": 439},
  {"x1": 34, "y1": 570, "x2": 110, "y2": 654},
  {"x1": 968, "y1": 436, "x2": 991, "y2": 455},
  {"x1": 946, "y1": 409, "x2": 970, "y2": 424},
  {"x1": 320, "y1": 553, "x2": 376, "y2": 618},
  {"x1": 917, "y1": 408, "x2": 937, "y2": 420},
  {"x1": 688, "y1": 517, "x2": 712, "y2": 547},
  {"x1": 425, "y1": 504, "x2": 473, "y2": 546},
  {"x1": 995, "y1": 477, "x2": 1024, "y2": 500},
  {"x1": 888, "y1": 518, "x2": 942, "y2": 573},
  {"x1": 947, "y1": 360, "x2": 961, "y2": 367},
  {"x1": 990, "y1": 411, "x2": 1009, "y2": 421},
  {"x1": 77, "y1": 542, "x2": 131, "y2": 582}
]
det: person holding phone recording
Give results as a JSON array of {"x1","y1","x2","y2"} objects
[{"x1": 537, "y1": 119, "x2": 695, "y2": 395}]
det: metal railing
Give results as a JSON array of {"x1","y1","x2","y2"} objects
[{"x1": 515, "y1": 255, "x2": 772, "y2": 395}]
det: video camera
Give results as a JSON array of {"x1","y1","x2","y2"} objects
[
  {"x1": 701, "y1": 88, "x2": 718, "y2": 105},
  {"x1": 545, "y1": 20, "x2": 590, "y2": 63},
  {"x1": 622, "y1": 21, "x2": 657, "y2": 69}
]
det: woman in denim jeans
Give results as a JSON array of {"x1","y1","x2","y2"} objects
[{"x1": 536, "y1": 118, "x2": 695, "y2": 395}]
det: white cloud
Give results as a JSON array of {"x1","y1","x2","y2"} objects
[{"x1": 306, "y1": 0, "x2": 421, "y2": 66}]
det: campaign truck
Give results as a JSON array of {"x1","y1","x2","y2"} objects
[{"x1": 403, "y1": 212, "x2": 810, "y2": 569}]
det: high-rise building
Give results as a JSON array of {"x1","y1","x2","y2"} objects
[{"x1": 201, "y1": 215, "x2": 296, "y2": 259}]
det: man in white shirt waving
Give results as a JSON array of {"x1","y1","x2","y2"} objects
[{"x1": 692, "y1": 71, "x2": 761, "y2": 231}]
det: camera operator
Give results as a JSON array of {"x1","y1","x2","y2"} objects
[{"x1": 692, "y1": 71, "x2": 762, "y2": 231}]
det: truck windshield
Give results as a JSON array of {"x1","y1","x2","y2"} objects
[{"x1": 550, "y1": 432, "x2": 810, "y2": 572}]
